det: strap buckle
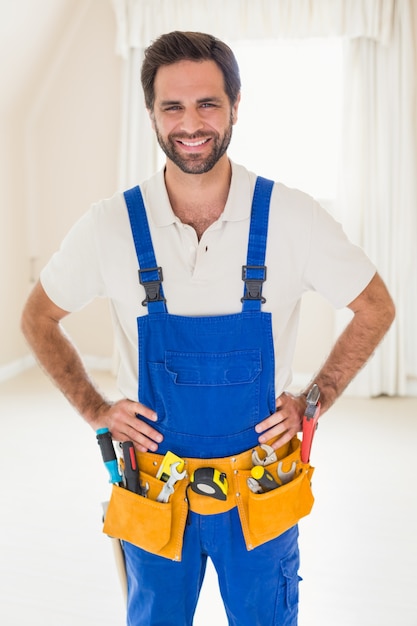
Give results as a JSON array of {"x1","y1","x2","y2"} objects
[
  {"x1": 241, "y1": 265, "x2": 267, "y2": 303},
  {"x1": 138, "y1": 266, "x2": 166, "y2": 307}
]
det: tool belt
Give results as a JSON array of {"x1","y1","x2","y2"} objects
[{"x1": 103, "y1": 436, "x2": 314, "y2": 561}]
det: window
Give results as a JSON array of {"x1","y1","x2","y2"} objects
[{"x1": 228, "y1": 38, "x2": 343, "y2": 206}]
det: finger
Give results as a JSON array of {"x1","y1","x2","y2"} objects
[
  {"x1": 105, "y1": 402, "x2": 162, "y2": 452},
  {"x1": 133, "y1": 434, "x2": 161, "y2": 454},
  {"x1": 258, "y1": 414, "x2": 301, "y2": 445},
  {"x1": 268, "y1": 429, "x2": 296, "y2": 450},
  {"x1": 130, "y1": 401, "x2": 158, "y2": 422},
  {"x1": 117, "y1": 428, "x2": 162, "y2": 453},
  {"x1": 255, "y1": 410, "x2": 286, "y2": 435},
  {"x1": 257, "y1": 420, "x2": 288, "y2": 444},
  {"x1": 119, "y1": 419, "x2": 163, "y2": 451}
]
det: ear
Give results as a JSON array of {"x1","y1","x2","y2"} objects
[{"x1": 231, "y1": 92, "x2": 241, "y2": 125}]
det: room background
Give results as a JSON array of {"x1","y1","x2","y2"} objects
[
  {"x1": 1, "y1": 0, "x2": 416, "y2": 396},
  {"x1": 1, "y1": 3, "x2": 417, "y2": 625}
]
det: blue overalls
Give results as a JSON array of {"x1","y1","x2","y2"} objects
[{"x1": 122, "y1": 178, "x2": 300, "y2": 626}]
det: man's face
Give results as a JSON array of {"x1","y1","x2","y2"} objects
[{"x1": 150, "y1": 60, "x2": 240, "y2": 175}]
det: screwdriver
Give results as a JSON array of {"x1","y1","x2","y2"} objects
[
  {"x1": 96, "y1": 428, "x2": 122, "y2": 485},
  {"x1": 250, "y1": 465, "x2": 280, "y2": 492},
  {"x1": 121, "y1": 441, "x2": 140, "y2": 494}
]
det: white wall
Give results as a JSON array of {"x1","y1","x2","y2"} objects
[
  {"x1": 26, "y1": 0, "x2": 122, "y2": 363},
  {"x1": 0, "y1": 0, "x2": 122, "y2": 374},
  {"x1": 0, "y1": 113, "x2": 28, "y2": 367}
]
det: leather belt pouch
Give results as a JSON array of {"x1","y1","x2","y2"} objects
[
  {"x1": 102, "y1": 436, "x2": 314, "y2": 559},
  {"x1": 103, "y1": 469, "x2": 189, "y2": 561},
  {"x1": 234, "y1": 437, "x2": 315, "y2": 550}
]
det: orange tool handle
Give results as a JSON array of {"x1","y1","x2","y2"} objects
[{"x1": 301, "y1": 402, "x2": 321, "y2": 463}]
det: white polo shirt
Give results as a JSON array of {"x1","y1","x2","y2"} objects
[{"x1": 41, "y1": 161, "x2": 376, "y2": 399}]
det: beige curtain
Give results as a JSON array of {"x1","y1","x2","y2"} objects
[
  {"x1": 339, "y1": 1, "x2": 417, "y2": 395},
  {"x1": 112, "y1": 0, "x2": 394, "y2": 55}
]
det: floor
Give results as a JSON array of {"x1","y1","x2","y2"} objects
[{"x1": 1, "y1": 368, "x2": 416, "y2": 626}]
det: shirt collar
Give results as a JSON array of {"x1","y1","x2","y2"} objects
[{"x1": 142, "y1": 160, "x2": 254, "y2": 228}]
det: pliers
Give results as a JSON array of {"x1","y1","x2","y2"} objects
[
  {"x1": 300, "y1": 384, "x2": 321, "y2": 463},
  {"x1": 252, "y1": 444, "x2": 277, "y2": 467},
  {"x1": 252, "y1": 444, "x2": 298, "y2": 487}
]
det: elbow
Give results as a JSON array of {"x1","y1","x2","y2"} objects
[
  {"x1": 374, "y1": 287, "x2": 396, "y2": 337},
  {"x1": 388, "y1": 295, "x2": 396, "y2": 321},
  {"x1": 367, "y1": 272, "x2": 396, "y2": 333},
  {"x1": 20, "y1": 282, "x2": 44, "y2": 344},
  {"x1": 385, "y1": 295, "x2": 396, "y2": 330},
  {"x1": 20, "y1": 299, "x2": 36, "y2": 344},
  {"x1": 376, "y1": 292, "x2": 396, "y2": 341},
  {"x1": 382, "y1": 281, "x2": 396, "y2": 328}
]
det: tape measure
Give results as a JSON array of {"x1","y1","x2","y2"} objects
[{"x1": 190, "y1": 467, "x2": 228, "y2": 501}]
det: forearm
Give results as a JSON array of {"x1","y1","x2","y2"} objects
[
  {"x1": 21, "y1": 282, "x2": 162, "y2": 450},
  {"x1": 252, "y1": 274, "x2": 394, "y2": 450},
  {"x1": 302, "y1": 273, "x2": 395, "y2": 412},
  {"x1": 22, "y1": 315, "x2": 110, "y2": 425},
  {"x1": 21, "y1": 281, "x2": 111, "y2": 425},
  {"x1": 305, "y1": 317, "x2": 386, "y2": 412}
]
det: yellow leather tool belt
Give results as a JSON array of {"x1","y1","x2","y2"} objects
[{"x1": 103, "y1": 436, "x2": 314, "y2": 561}]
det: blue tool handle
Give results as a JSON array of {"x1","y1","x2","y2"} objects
[{"x1": 96, "y1": 428, "x2": 122, "y2": 484}]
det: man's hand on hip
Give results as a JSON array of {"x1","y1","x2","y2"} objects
[
  {"x1": 255, "y1": 392, "x2": 305, "y2": 450},
  {"x1": 94, "y1": 399, "x2": 163, "y2": 453}
]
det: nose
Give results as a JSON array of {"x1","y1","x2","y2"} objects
[{"x1": 179, "y1": 106, "x2": 204, "y2": 135}]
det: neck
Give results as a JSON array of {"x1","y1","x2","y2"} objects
[{"x1": 164, "y1": 156, "x2": 232, "y2": 239}]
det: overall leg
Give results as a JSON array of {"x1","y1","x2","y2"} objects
[
  {"x1": 123, "y1": 518, "x2": 207, "y2": 626},
  {"x1": 201, "y1": 508, "x2": 301, "y2": 626}
]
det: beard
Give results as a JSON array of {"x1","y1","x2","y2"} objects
[{"x1": 154, "y1": 116, "x2": 234, "y2": 175}]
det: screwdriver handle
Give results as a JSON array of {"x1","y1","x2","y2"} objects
[
  {"x1": 121, "y1": 441, "x2": 140, "y2": 494},
  {"x1": 251, "y1": 466, "x2": 280, "y2": 492},
  {"x1": 96, "y1": 428, "x2": 122, "y2": 484}
]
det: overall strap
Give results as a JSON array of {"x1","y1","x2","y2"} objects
[
  {"x1": 124, "y1": 186, "x2": 167, "y2": 313},
  {"x1": 241, "y1": 176, "x2": 274, "y2": 312}
]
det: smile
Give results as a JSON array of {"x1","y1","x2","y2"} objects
[{"x1": 178, "y1": 138, "x2": 210, "y2": 147}]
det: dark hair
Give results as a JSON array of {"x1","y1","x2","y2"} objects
[{"x1": 141, "y1": 31, "x2": 241, "y2": 110}]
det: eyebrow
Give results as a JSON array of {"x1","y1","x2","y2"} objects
[{"x1": 159, "y1": 96, "x2": 224, "y2": 107}]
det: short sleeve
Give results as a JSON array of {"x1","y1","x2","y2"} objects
[
  {"x1": 40, "y1": 207, "x2": 106, "y2": 312},
  {"x1": 303, "y1": 200, "x2": 376, "y2": 308}
]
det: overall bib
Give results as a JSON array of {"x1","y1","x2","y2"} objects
[{"x1": 116, "y1": 178, "x2": 302, "y2": 625}]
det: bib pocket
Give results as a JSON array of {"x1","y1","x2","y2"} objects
[
  {"x1": 148, "y1": 349, "x2": 262, "y2": 436},
  {"x1": 165, "y1": 350, "x2": 262, "y2": 385}
]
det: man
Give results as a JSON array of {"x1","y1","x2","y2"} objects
[{"x1": 21, "y1": 31, "x2": 395, "y2": 626}]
